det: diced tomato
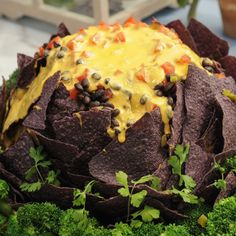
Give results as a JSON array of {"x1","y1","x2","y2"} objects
[
  {"x1": 114, "y1": 32, "x2": 126, "y2": 43},
  {"x1": 77, "y1": 68, "x2": 89, "y2": 81},
  {"x1": 136, "y1": 66, "x2": 149, "y2": 82},
  {"x1": 152, "y1": 104, "x2": 158, "y2": 110},
  {"x1": 69, "y1": 88, "x2": 78, "y2": 100},
  {"x1": 79, "y1": 28, "x2": 87, "y2": 35},
  {"x1": 80, "y1": 51, "x2": 92, "y2": 58},
  {"x1": 161, "y1": 62, "x2": 175, "y2": 75},
  {"x1": 67, "y1": 40, "x2": 75, "y2": 51},
  {"x1": 124, "y1": 17, "x2": 137, "y2": 27},
  {"x1": 98, "y1": 21, "x2": 109, "y2": 30},
  {"x1": 178, "y1": 54, "x2": 191, "y2": 64},
  {"x1": 114, "y1": 69, "x2": 123, "y2": 76},
  {"x1": 112, "y1": 22, "x2": 121, "y2": 32},
  {"x1": 97, "y1": 84, "x2": 105, "y2": 90},
  {"x1": 39, "y1": 47, "x2": 45, "y2": 57},
  {"x1": 47, "y1": 36, "x2": 60, "y2": 49},
  {"x1": 90, "y1": 32, "x2": 101, "y2": 45},
  {"x1": 215, "y1": 72, "x2": 225, "y2": 79}
]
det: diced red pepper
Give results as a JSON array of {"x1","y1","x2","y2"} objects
[
  {"x1": 114, "y1": 32, "x2": 126, "y2": 43},
  {"x1": 114, "y1": 69, "x2": 123, "y2": 76},
  {"x1": 178, "y1": 54, "x2": 191, "y2": 64},
  {"x1": 124, "y1": 17, "x2": 137, "y2": 27},
  {"x1": 77, "y1": 68, "x2": 89, "y2": 81},
  {"x1": 161, "y1": 62, "x2": 175, "y2": 75},
  {"x1": 67, "y1": 40, "x2": 75, "y2": 51},
  {"x1": 90, "y1": 32, "x2": 101, "y2": 45},
  {"x1": 47, "y1": 36, "x2": 60, "y2": 49},
  {"x1": 152, "y1": 104, "x2": 158, "y2": 110},
  {"x1": 39, "y1": 47, "x2": 45, "y2": 57},
  {"x1": 136, "y1": 66, "x2": 149, "y2": 83},
  {"x1": 215, "y1": 72, "x2": 225, "y2": 79},
  {"x1": 69, "y1": 88, "x2": 78, "y2": 100},
  {"x1": 98, "y1": 21, "x2": 109, "y2": 30},
  {"x1": 112, "y1": 22, "x2": 121, "y2": 32}
]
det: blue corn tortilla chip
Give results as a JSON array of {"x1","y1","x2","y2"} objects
[
  {"x1": 17, "y1": 54, "x2": 35, "y2": 88},
  {"x1": 50, "y1": 23, "x2": 71, "y2": 40},
  {"x1": 47, "y1": 83, "x2": 78, "y2": 124},
  {"x1": 89, "y1": 109, "x2": 168, "y2": 185},
  {"x1": 182, "y1": 64, "x2": 236, "y2": 145},
  {"x1": 23, "y1": 71, "x2": 60, "y2": 130},
  {"x1": 188, "y1": 18, "x2": 229, "y2": 60},
  {"x1": 166, "y1": 20, "x2": 198, "y2": 54},
  {"x1": 215, "y1": 171, "x2": 236, "y2": 204},
  {"x1": 168, "y1": 82, "x2": 185, "y2": 152},
  {"x1": 219, "y1": 55, "x2": 236, "y2": 82},
  {"x1": 215, "y1": 94, "x2": 236, "y2": 151},
  {"x1": 52, "y1": 108, "x2": 112, "y2": 163},
  {"x1": 185, "y1": 143, "x2": 213, "y2": 189},
  {"x1": 2, "y1": 131, "x2": 35, "y2": 180}
]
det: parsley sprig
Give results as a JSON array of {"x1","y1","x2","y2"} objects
[
  {"x1": 116, "y1": 171, "x2": 160, "y2": 226},
  {"x1": 20, "y1": 146, "x2": 60, "y2": 192}
]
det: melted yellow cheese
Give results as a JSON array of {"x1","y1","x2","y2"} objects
[{"x1": 3, "y1": 19, "x2": 203, "y2": 142}]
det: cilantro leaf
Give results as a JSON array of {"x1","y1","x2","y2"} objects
[
  {"x1": 131, "y1": 190, "x2": 147, "y2": 208},
  {"x1": 131, "y1": 175, "x2": 156, "y2": 185},
  {"x1": 20, "y1": 181, "x2": 42, "y2": 192},
  {"x1": 118, "y1": 187, "x2": 130, "y2": 197},
  {"x1": 116, "y1": 171, "x2": 129, "y2": 188},
  {"x1": 213, "y1": 179, "x2": 226, "y2": 190},
  {"x1": 132, "y1": 205, "x2": 160, "y2": 223},
  {"x1": 171, "y1": 187, "x2": 200, "y2": 204},
  {"x1": 46, "y1": 170, "x2": 60, "y2": 185},
  {"x1": 0, "y1": 179, "x2": 9, "y2": 200}
]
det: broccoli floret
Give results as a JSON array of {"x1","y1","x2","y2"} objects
[
  {"x1": 14, "y1": 202, "x2": 62, "y2": 235},
  {"x1": 161, "y1": 224, "x2": 191, "y2": 236},
  {"x1": 0, "y1": 179, "x2": 9, "y2": 200},
  {"x1": 180, "y1": 203, "x2": 211, "y2": 236},
  {"x1": 133, "y1": 222, "x2": 165, "y2": 236},
  {"x1": 110, "y1": 222, "x2": 134, "y2": 236},
  {"x1": 59, "y1": 208, "x2": 99, "y2": 236},
  {"x1": 206, "y1": 196, "x2": 236, "y2": 235}
]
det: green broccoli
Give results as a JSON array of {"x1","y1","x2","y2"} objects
[
  {"x1": 180, "y1": 203, "x2": 211, "y2": 235},
  {"x1": 206, "y1": 196, "x2": 236, "y2": 236},
  {"x1": 161, "y1": 224, "x2": 191, "y2": 236},
  {"x1": 110, "y1": 222, "x2": 134, "y2": 236},
  {"x1": 7, "y1": 202, "x2": 62, "y2": 235},
  {"x1": 0, "y1": 179, "x2": 9, "y2": 200},
  {"x1": 59, "y1": 208, "x2": 100, "y2": 236},
  {"x1": 133, "y1": 222, "x2": 165, "y2": 236}
]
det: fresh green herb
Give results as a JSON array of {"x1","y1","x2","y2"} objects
[
  {"x1": 171, "y1": 187, "x2": 200, "y2": 204},
  {"x1": 223, "y1": 89, "x2": 236, "y2": 102},
  {"x1": 6, "y1": 69, "x2": 19, "y2": 94},
  {"x1": 0, "y1": 179, "x2": 9, "y2": 200},
  {"x1": 20, "y1": 146, "x2": 60, "y2": 192},
  {"x1": 73, "y1": 180, "x2": 95, "y2": 209},
  {"x1": 168, "y1": 144, "x2": 196, "y2": 189},
  {"x1": 116, "y1": 171, "x2": 160, "y2": 224}
]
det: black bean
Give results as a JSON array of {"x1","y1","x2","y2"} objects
[
  {"x1": 91, "y1": 73, "x2": 101, "y2": 81},
  {"x1": 123, "y1": 90, "x2": 132, "y2": 100},
  {"x1": 111, "y1": 118, "x2": 119, "y2": 127},
  {"x1": 114, "y1": 128, "x2": 121, "y2": 135},
  {"x1": 76, "y1": 58, "x2": 84, "y2": 65},
  {"x1": 167, "y1": 97, "x2": 174, "y2": 106},
  {"x1": 60, "y1": 46, "x2": 67, "y2": 52},
  {"x1": 78, "y1": 94, "x2": 84, "y2": 101},
  {"x1": 92, "y1": 89, "x2": 105, "y2": 100},
  {"x1": 82, "y1": 91, "x2": 90, "y2": 97},
  {"x1": 54, "y1": 41, "x2": 61, "y2": 48},
  {"x1": 100, "y1": 95, "x2": 109, "y2": 102},
  {"x1": 165, "y1": 74, "x2": 171, "y2": 82},
  {"x1": 74, "y1": 83, "x2": 84, "y2": 91},
  {"x1": 90, "y1": 101, "x2": 100, "y2": 107},
  {"x1": 102, "y1": 102, "x2": 114, "y2": 109},
  {"x1": 154, "y1": 83, "x2": 164, "y2": 90},
  {"x1": 81, "y1": 78, "x2": 90, "y2": 89},
  {"x1": 57, "y1": 51, "x2": 64, "y2": 59},
  {"x1": 104, "y1": 78, "x2": 110, "y2": 84},
  {"x1": 83, "y1": 96, "x2": 91, "y2": 104},
  {"x1": 163, "y1": 82, "x2": 174, "y2": 93},
  {"x1": 112, "y1": 109, "x2": 120, "y2": 117},
  {"x1": 155, "y1": 89, "x2": 163, "y2": 97},
  {"x1": 140, "y1": 95, "x2": 148, "y2": 105},
  {"x1": 44, "y1": 49, "x2": 49, "y2": 57}
]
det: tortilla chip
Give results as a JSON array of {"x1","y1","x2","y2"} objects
[
  {"x1": 188, "y1": 19, "x2": 229, "y2": 60},
  {"x1": 17, "y1": 54, "x2": 35, "y2": 88},
  {"x1": 168, "y1": 82, "x2": 185, "y2": 152},
  {"x1": 0, "y1": 79, "x2": 7, "y2": 131},
  {"x1": 34, "y1": 131, "x2": 81, "y2": 166},
  {"x1": 185, "y1": 143, "x2": 213, "y2": 188},
  {"x1": 215, "y1": 149, "x2": 236, "y2": 163},
  {"x1": 50, "y1": 23, "x2": 71, "y2": 40},
  {"x1": 23, "y1": 71, "x2": 60, "y2": 130},
  {"x1": 215, "y1": 94, "x2": 236, "y2": 151},
  {"x1": 166, "y1": 20, "x2": 198, "y2": 54},
  {"x1": 47, "y1": 83, "x2": 78, "y2": 124},
  {"x1": 89, "y1": 109, "x2": 166, "y2": 185},
  {"x1": 219, "y1": 55, "x2": 236, "y2": 81},
  {"x1": 196, "y1": 109, "x2": 223, "y2": 154},
  {"x1": 215, "y1": 171, "x2": 236, "y2": 203},
  {"x1": 2, "y1": 132, "x2": 35, "y2": 180},
  {"x1": 52, "y1": 108, "x2": 112, "y2": 162},
  {"x1": 183, "y1": 65, "x2": 236, "y2": 145}
]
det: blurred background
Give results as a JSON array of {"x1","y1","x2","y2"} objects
[{"x1": 0, "y1": 0, "x2": 235, "y2": 79}]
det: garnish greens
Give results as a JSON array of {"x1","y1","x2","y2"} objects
[
  {"x1": 168, "y1": 144, "x2": 201, "y2": 204},
  {"x1": 0, "y1": 179, "x2": 9, "y2": 200},
  {"x1": 212, "y1": 155, "x2": 236, "y2": 190},
  {"x1": 20, "y1": 146, "x2": 60, "y2": 192},
  {"x1": 116, "y1": 171, "x2": 160, "y2": 227},
  {"x1": 223, "y1": 89, "x2": 236, "y2": 102}
]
